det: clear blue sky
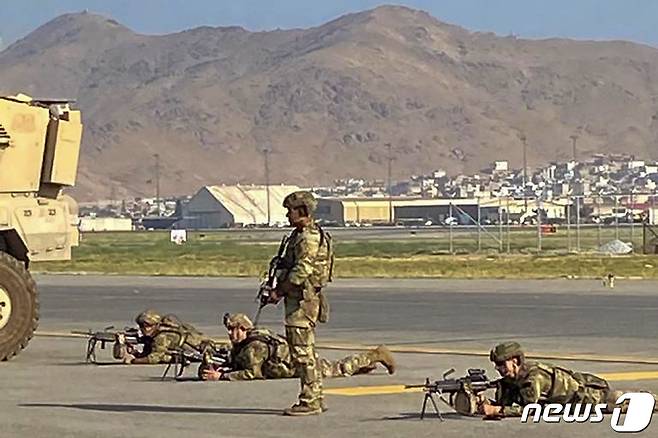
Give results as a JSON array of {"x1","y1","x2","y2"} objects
[{"x1": 1, "y1": 0, "x2": 657, "y2": 49}]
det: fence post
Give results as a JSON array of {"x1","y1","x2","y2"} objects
[
  {"x1": 507, "y1": 197, "x2": 511, "y2": 253},
  {"x1": 449, "y1": 202, "x2": 454, "y2": 254},
  {"x1": 566, "y1": 195, "x2": 571, "y2": 252},
  {"x1": 477, "y1": 197, "x2": 481, "y2": 253},
  {"x1": 615, "y1": 195, "x2": 620, "y2": 241},
  {"x1": 576, "y1": 195, "x2": 581, "y2": 252},
  {"x1": 644, "y1": 213, "x2": 647, "y2": 255},
  {"x1": 597, "y1": 196, "x2": 601, "y2": 249},
  {"x1": 498, "y1": 197, "x2": 503, "y2": 253},
  {"x1": 630, "y1": 191, "x2": 634, "y2": 251},
  {"x1": 536, "y1": 197, "x2": 542, "y2": 253}
]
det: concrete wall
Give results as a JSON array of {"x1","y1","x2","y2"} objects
[{"x1": 79, "y1": 217, "x2": 133, "y2": 232}]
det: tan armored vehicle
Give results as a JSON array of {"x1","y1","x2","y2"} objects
[{"x1": 0, "y1": 93, "x2": 82, "y2": 360}]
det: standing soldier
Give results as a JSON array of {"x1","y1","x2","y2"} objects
[{"x1": 268, "y1": 191, "x2": 333, "y2": 416}]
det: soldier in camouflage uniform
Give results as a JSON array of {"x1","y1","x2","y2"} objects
[
  {"x1": 201, "y1": 313, "x2": 396, "y2": 381},
  {"x1": 267, "y1": 191, "x2": 332, "y2": 416},
  {"x1": 113, "y1": 310, "x2": 214, "y2": 365},
  {"x1": 479, "y1": 342, "x2": 623, "y2": 417}
]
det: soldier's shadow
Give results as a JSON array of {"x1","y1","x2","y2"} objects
[
  {"x1": 378, "y1": 412, "x2": 506, "y2": 422},
  {"x1": 19, "y1": 403, "x2": 281, "y2": 416},
  {"x1": 379, "y1": 411, "x2": 465, "y2": 421}
]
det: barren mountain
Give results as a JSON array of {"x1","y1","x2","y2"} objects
[{"x1": 1, "y1": 6, "x2": 657, "y2": 200}]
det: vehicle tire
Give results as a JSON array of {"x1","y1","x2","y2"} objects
[{"x1": 0, "y1": 252, "x2": 38, "y2": 361}]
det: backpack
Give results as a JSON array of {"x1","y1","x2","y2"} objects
[
  {"x1": 316, "y1": 225, "x2": 335, "y2": 287},
  {"x1": 159, "y1": 314, "x2": 211, "y2": 351}
]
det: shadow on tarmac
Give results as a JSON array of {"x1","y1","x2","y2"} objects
[
  {"x1": 386, "y1": 332, "x2": 601, "y2": 346},
  {"x1": 19, "y1": 403, "x2": 282, "y2": 415},
  {"x1": 378, "y1": 411, "x2": 466, "y2": 421}
]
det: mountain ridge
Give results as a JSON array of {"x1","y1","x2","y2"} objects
[{"x1": 1, "y1": 5, "x2": 657, "y2": 201}]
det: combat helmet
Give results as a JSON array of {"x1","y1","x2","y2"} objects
[
  {"x1": 223, "y1": 312, "x2": 254, "y2": 330},
  {"x1": 490, "y1": 341, "x2": 525, "y2": 363},
  {"x1": 135, "y1": 309, "x2": 162, "y2": 326},
  {"x1": 282, "y1": 191, "x2": 317, "y2": 215}
]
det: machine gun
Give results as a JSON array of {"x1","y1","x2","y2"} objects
[
  {"x1": 253, "y1": 235, "x2": 289, "y2": 325},
  {"x1": 71, "y1": 326, "x2": 142, "y2": 363},
  {"x1": 405, "y1": 368, "x2": 498, "y2": 420},
  {"x1": 161, "y1": 344, "x2": 231, "y2": 381}
]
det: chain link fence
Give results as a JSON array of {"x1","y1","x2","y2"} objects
[{"x1": 437, "y1": 193, "x2": 658, "y2": 255}]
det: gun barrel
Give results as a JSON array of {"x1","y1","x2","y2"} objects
[{"x1": 70, "y1": 330, "x2": 92, "y2": 336}]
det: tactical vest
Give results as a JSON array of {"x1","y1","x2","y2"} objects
[
  {"x1": 279, "y1": 224, "x2": 334, "y2": 288},
  {"x1": 235, "y1": 328, "x2": 291, "y2": 370},
  {"x1": 529, "y1": 362, "x2": 609, "y2": 401},
  {"x1": 159, "y1": 314, "x2": 213, "y2": 352}
]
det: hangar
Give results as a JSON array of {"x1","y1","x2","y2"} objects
[
  {"x1": 316, "y1": 197, "x2": 501, "y2": 225},
  {"x1": 181, "y1": 184, "x2": 301, "y2": 228}
]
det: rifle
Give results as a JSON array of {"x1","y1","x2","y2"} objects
[
  {"x1": 253, "y1": 235, "x2": 289, "y2": 325},
  {"x1": 161, "y1": 344, "x2": 232, "y2": 381},
  {"x1": 405, "y1": 368, "x2": 498, "y2": 420},
  {"x1": 71, "y1": 326, "x2": 142, "y2": 363}
]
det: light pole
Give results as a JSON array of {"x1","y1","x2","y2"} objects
[
  {"x1": 519, "y1": 133, "x2": 528, "y2": 211},
  {"x1": 153, "y1": 153, "x2": 160, "y2": 216},
  {"x1": 570, "y1": 134, "x2": 578, "y2": 162},
  {"x1": 386, "y1": 142, "x2": 393, "y2": 224},
  {"x1": 261, "y1": 145, "x2": 272, "y2": 226}
]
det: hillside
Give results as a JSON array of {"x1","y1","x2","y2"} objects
[{"x1": 1, "y1": 6, "x2": 657, "y2": 200}]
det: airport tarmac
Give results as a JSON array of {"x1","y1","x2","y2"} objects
[{"x1": 1, "y1": 276, "x2": 657, "y2": 437}]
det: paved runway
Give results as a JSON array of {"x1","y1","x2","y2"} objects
[{"x1": 1, "y1": 275, "x2": 657, "y2": 437}]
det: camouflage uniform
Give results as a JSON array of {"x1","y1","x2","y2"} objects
[
  {"x1": 115, "y1": 311, "x2": 214, "y2": 364},
  {"x1": 276, "y1": 191, "x2": 333, "y2": 414},
  {"x1": 220, "y1": 325, "x2": 392, "y2": 380},
  {"x1": 223, "y1": 327, "x2": 295, "y2": 380},
  {"x1": 490, "y1": 342, "x2": 614, "y2": 416}
]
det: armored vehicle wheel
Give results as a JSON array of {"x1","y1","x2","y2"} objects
[{"x1": 0, "y1": 252, "x2": 38, "y2": 361}]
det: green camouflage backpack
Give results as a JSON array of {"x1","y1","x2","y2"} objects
[
  {"x1": 243, "y1": 328, "x2": 290, "y2": 364},
  {"x1": 160, "y1": 314, "x2": 210, "y2": 351},
  {"x1": 316, "y1": 225, "x2": 334, "y2": 287}
]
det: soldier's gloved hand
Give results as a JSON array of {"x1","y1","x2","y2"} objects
[
  {"x1": 122, "y1": 353, "x2": 136, "y2": 364},
  {"x1": 202, "y1": 369, "x2": 223, "y2": 381},
  {"x1": 479, "y1": 400, "x2": 502, "y2": 417},
  {"x1": 116, "y1": 333, "x2": 126, "y2": 344},
  {"x1": 268, "y1": 289, "x2": 283, "y2": 304},
  {"x1": 278, "y1": 279, "x2": 301, "y2": 296}
]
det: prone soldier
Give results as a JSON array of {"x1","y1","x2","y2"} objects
[
  {"x1": 113, "y1": 310, "x2": 216, "y2": 365},
  {"x1": 479, "y1": 342, "x2": 633, "y2": 417},
  {"x1": 201, "y1": 313, "x2": 396, "y2": 381}
]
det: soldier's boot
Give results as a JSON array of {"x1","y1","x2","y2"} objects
[
  {"x1": 606, "y1": 390, "x2": 626, "y2": 413},
  {"x1": 643, "y1": 391, "x2": 658, "y2": 412},
  {"x1": 283, "y1": 402, "x2": 323, "y2": 416},
  {"x1": 367, "y1": 345, "x2": 396, "y2": 375}
]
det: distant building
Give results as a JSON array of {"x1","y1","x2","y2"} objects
[
  {"x1": 644, "y1": 164, "x2": 658, "y2": 175},
  {"x1": 494, "y1": 161, "x2": 509, "y2": 172},
  {"x1": 79, "y1": 217, "x2": 133, "y2": 232},
  {"x1": 181, "y1": 184, "x2": 301, "y2": 228},
  {"x1": 317, "y1": 197, "x2": 499, "y2": 225}
]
